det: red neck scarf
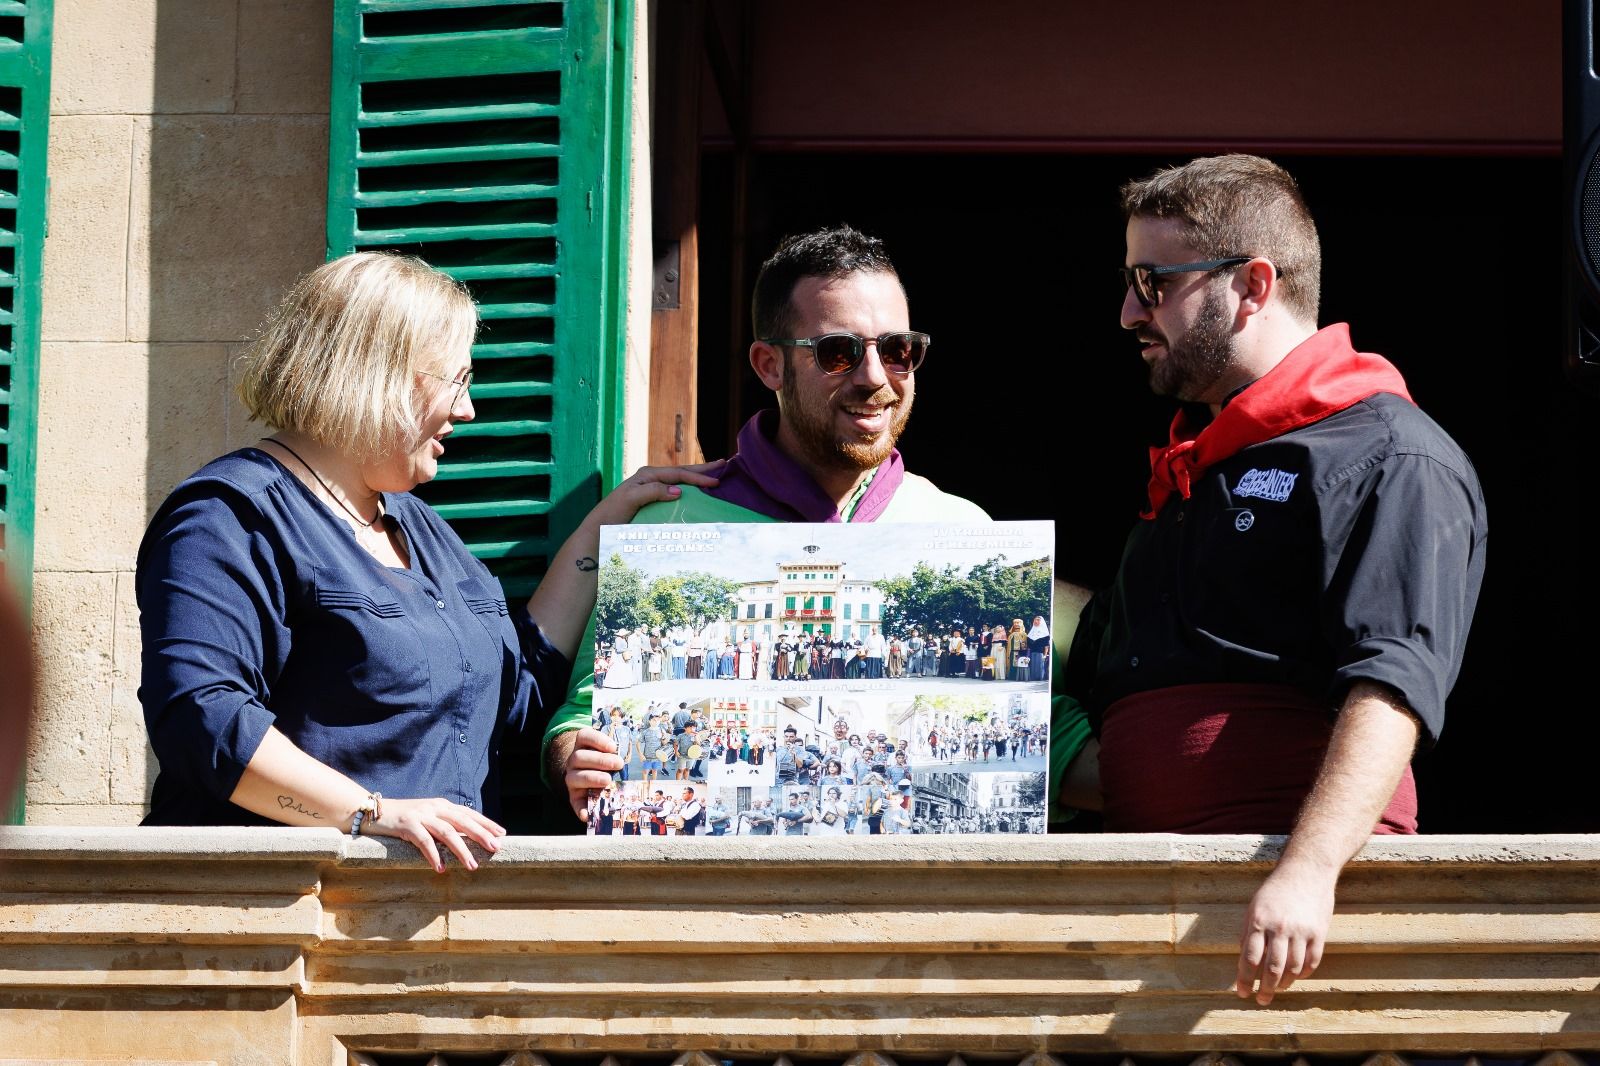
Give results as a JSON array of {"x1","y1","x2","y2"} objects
[{"x1": 1143, "y1": 323, "x2": 1413, "y2": 519}]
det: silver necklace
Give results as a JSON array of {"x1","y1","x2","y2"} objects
[{"x1": 266, "y1": 439, "x2": 382, "y2": 529}]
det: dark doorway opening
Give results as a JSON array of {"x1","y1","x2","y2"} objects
[{"x1": 698, "y1": 150, "x2": 1595, "y2": 834}]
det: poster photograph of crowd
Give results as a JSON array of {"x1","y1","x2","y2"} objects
[
  {"x1": 585, "y1": 773, "x2": 1048, "y2": 837},
  {"x1": 583, "y1": 521, "x2": 1054, "y2": 840}
]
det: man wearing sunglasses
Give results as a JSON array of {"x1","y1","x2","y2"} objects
[
  {"x1": 1057, "y1": 154, "x2": 1486, "y2": 1008},
  {"x1": 543, "y1": 225, "x2": 989, "y2": 824}
]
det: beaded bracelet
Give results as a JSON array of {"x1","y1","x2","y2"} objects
[{"x1": 350, "y1": 792, "x2": 383, "y2": 837}]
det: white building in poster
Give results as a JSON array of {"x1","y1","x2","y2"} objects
[{"x1": 731, "y1": 546, "x2": 885, "y2": 642}]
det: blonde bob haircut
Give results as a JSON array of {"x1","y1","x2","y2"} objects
[{"x1": 238, "y1": 252, "x2": 478, "y2": 460}]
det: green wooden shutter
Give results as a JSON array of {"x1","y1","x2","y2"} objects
[
  {"x1": 327, "y1": 0, "x2": 633, "y2": 600},
  {"x1": 0, "y1": 0, "x2": 50, "y2": 825},
  {"x1": 0, "y1": 0, "x2": 50, "y2": 609}
]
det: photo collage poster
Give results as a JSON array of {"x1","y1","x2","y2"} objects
[{"x1": 584, "y1": 521, "x2": 1055, "y2": 840}]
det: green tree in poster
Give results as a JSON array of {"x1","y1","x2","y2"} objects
[
  {"x1": 965, "y1": 556, "x2": 1053, "y2": 629},
  {"x1": 877, "y1": 556, "x2": 1052, "y2": 637},
  {"x1": 639, "y1": 572, "x2": 741, "y2": 629},
  {"x1": 674, "y1": 572, "x2": 742, "y2": 625},
  {"x1": 1017, "y1": 771, "x2": 1048, "y2": 810},
  {"x1": 596, "y1": 553, "x2": 652, "y2": 639},
  {"x1": 877, "y1": 562, "x2": 964, "y2": 637},
  {"x1": 645, "y1": 575, "x2": 690, "y2": 628},
  {"x1": 599, "y1": 561, "x2": 743, "y2": 637}
]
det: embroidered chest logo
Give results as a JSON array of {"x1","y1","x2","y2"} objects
[{"x1": 1234, "y1": 467, "x2": 1299, "y2": 503}]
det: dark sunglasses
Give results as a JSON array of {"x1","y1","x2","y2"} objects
[
  {"x1": 1119, "y1": 257, "x2": 1253, "y2": 309},
  {"x1": 761, "y1": 331, "x2": 929, "y2": 376}
]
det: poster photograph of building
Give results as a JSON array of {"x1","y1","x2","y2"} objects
[
  {"x1": 583, "y1": 521, "x2": 1054, "y2": 840},
  {"x1": 591, "y1": 520, "x2": 1056, "y2": 692}
]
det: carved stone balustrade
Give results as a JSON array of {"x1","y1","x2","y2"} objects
[{"x1": 1, "y1": 830, "x2": 1597, "y2": 1065}]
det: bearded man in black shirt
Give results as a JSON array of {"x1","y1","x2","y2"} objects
[{"x1": 1059, "y1": 154, "x2": 1486, "y2": 1008}]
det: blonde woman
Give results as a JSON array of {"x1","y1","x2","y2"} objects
[{"x1": 136, "y1": 252, "x2": 717, "y2": 870}]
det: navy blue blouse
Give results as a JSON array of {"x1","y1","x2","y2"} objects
[{"x1": 137, "y1": 448, "x2": 569, "y2": 826}]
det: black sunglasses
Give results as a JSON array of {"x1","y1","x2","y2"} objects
[
  {"x1": 1119, "y1": 257, "x2": 1254, "y2": 309},
  {"x1": 761, "y1": 331, "x2": 929, "y2": 376}
]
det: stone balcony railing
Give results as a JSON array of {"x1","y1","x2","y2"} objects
[{"x1": 1, "y1": 830, "x2": 1597, "y2": 1065}]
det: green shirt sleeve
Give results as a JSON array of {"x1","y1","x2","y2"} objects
[
  {"x1": 1048, "y1": 693, "x2": 1093, "y2": 827},
  {"x1": 541, "y1": 605, "x2": 600, "y2": 787}
]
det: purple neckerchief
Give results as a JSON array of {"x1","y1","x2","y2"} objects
[{"x1": 705, "y1": 410, "x2": 906, "y2": 522}]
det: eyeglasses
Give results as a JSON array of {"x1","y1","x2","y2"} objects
[
  {"x1": 1119, "y1": 257, "x2": 1254, "y2": 309},
  {"x1": 760, "y1": 331, "x2": 929, "y2": 375},
  {"x1": 418, "y1": 366, "x2": 474, "y2": 406}
]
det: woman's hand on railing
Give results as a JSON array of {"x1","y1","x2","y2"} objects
[{"x1": 364, "y1": 797, "x2": 506, "y2": 874}]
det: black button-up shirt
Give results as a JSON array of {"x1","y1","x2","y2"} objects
[{"x1": 1065, "y1": 393, "x2": 1487, "y2": 743}]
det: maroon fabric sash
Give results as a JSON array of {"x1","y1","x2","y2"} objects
[
  {"x1": 1143, "y1": 323, "x2": 1413, "y2": 519},
  {"x1": 1099, "y1": 682, "x2": 1417, "y2": 835}
]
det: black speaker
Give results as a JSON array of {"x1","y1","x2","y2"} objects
[{"x1": 1566, "y1": 0, "x2": 1600, "y2": 392}]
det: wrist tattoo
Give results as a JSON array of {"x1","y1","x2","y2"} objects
[
  {"x1": 277, "y1": 794, "x2": 323, "y2": 820},
  {"x1": 575, "y1": 556, "x2": 598, "y2": 572}
]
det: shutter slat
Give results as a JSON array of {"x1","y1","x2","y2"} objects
[
  {"x1": 428, "y1": 459, "x2": 555, "y2": 480},
  {"x1": 472, "y1": 341, "x2": 555, "y2": 358},
  {"x1": 462, "y1": 540, "x2": 546, "y2": 560},
  {"x1": 354, "y1": 221, "x2": 556, "y2": 243},
  {"x1": 360, "y1": 0, "x2": 556, "y2": 11},
  {"x1": 450, "y1": 418, "x2": 550, "y2": 438},
  {"x1": 358, "y1": 142, "x2": 560, "y2": 167},
  {"x1": 433, "y1": 498, "x2": 549, "y2": 520},
  {"x1": 359, "y1": 101, "x2": 558, "y2": 127},
  {"x1": 470, "y1": 381, "x2": 551, "y2": 400},
  {"x1": 354, "y1": 182, "x2": 556, "y2": 207},
  {"x1": 477, "y1": 300, "x2": 552, "y2": 319},
  {"x1": 441, "y1": 261, "x2": 555, "y2": 281},
  {"x1": 358, "y1": 38, "x2": 561, "y2": 81}
]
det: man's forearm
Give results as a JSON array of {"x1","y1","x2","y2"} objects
[
  {"x1": 1279, "y1": 680, "x2": 1420, "y2": 875},
  {"x1": 546, "y1": 729, "x2": 578, "y2": 794},
  {"x1": 1234, "y1": 679, "x2": 1421, "y2": 1004}
]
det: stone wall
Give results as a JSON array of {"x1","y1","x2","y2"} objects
[
  {"x1": 1, "y1": 832, "x2": 1597, "y2": 1063},
  {"x1": 26, "y1": 0, "x2": 333, "y2": 825}
]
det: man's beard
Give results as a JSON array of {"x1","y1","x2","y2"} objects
[
  {"x1": 1146, "y1": 284, "x2": 1236, "y2": 401},
  {"x1": 779, "y1": 355, "x2": 912, "y2": 472}
]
